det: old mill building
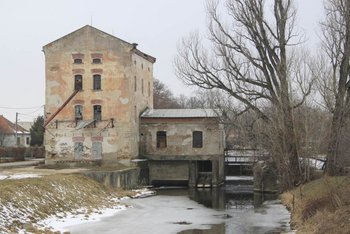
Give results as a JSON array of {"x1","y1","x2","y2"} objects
[{"x1": 43, "y1": 25, "x2": 225, "y2": 187}]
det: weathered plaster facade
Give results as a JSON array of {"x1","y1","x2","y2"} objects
[
  {"x1": 43, "y1": 25, "x2": 155, "y2": 164},
  {"x1": 140, "y1": 109, "x2": 225, "y2": 187}
]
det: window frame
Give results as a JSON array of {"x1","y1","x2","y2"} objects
[
  {"x1": 92, "y1": 58, "x2": 102, "y2": 64},
  {"x1": 192, "y1": 131, "x2": 203, "y2": 148},
  {"x1": 93, "y1": 105, "x2": 102, "y2": 121},
  {"x1": 93, "y1": 74, "x2": 101, "y2": 90},
  {"x1": 74, "y1": 105, "x2": 83, "y2": 121},
  {"x1": 73, "y1": 58, "x2": 83, "y2": 64},
  {"x1": 156, "y1": 131, "x2": 167, "y2": 148},
  {"x1": 74, "y1": 75, "x2": 83, "y2": 91}
]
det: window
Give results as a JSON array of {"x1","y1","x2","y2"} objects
[
  {"x1": 26, "y1": 137, "x2": 30, "y2": 145},
  {"x1": 156, "y1": 131, "x2": 167, "y2": 148},
  {"x1": 74, "y1": 75, "x2": 83, "y2": 91},
  {"x1": 141, "y1": 63, "x2": 144, "y2": 69},
  {"x1": 134, "y1": 76, "x2": 137, "y2": 92},
  {"x1": 93, "y1": 74, "x2": 101, "y2": 90},
  {"x1": 92, "y1": 58, "x2": 102, "y2": 64},
  {"x1": 74, "y1": 58, "x2": 83, "y2": 64},
  {"x1": 197, "y1": 160, "x2": 212, "y2": 172},
  {"x1": 75, "y1": 105, "x2": 83, "y2": 121},
  {"x1": 193, "y1": 131, "x2": 203, "y2": 148},
  {"x1": 93, "y1": 105, "x2": 102, "y2": 121}
]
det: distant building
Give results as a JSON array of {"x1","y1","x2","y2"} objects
[{"x1": 0, "y1": 115, "x2": 31, "y2": 147}]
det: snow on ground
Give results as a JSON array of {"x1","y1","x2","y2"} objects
[
  {"x1": 35, "y1": 188, "x2": 155, "y2": 233},
  {"x1": 0, "y1": 173, "x2": 41, "y2": 180},
  {"x1": 37, "y1": 204, "x2": 127, "y2": 233},
  {"x1": 226, "y1": 176, "x2": 253, "y2": 181}
]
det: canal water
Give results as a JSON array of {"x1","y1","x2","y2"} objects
[{"x1": 68, "y1": 177, "x2": 292, "y2": 234}]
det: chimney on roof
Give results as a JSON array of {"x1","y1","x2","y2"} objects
[{"x1": 132, "y1": 43, "x2": 138, "y2": 49}]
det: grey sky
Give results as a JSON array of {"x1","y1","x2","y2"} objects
[{"x1": 0, "y1": 0, "x2": 324, "y2": 122}]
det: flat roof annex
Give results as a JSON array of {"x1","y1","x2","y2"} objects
[{"x1": 141, "y1": 109, "x2": 219, "y2": 119}]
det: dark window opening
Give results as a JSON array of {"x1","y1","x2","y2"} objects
[
  {"x1": 197, "y1": 160, "x2": 212, "y2": 172},
  {"x1": 75, "y1": 105, "x2": 83, "y2": 121},
  {"x1": 134, "y1": 76, "x2": 137, "y2": 92},
  {"x1": 93, "y1": 105, "x2": 102, "y2": 121},
  {"x1": 92, "y1": 58, "x2": 102, "y2": 64},
  {"x1": 142, "y1": 79, "x2": 144, "y2": 94},
  {"x1": 156, "y1": 131, "x2": 167, "y2": 148},
  {"x1": 26, "y1": 137, "x2": 30, "y2": 145},
  {"x1": 74, "y1": 75, "x2": 83, "y2": 91},
  {"x1": 93, "y1": 74, "x2": 101, "y2": 90},
  {"x1": 193, "y1": 131, "x2": 203, "y2": 148},
  {"x1": 74, "y1": 58, "x2": 83, "y2": 64}
]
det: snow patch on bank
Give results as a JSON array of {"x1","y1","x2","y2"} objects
[
  {"x1": 36, "y1": 188, "x2": 155, "y2": 233},
  {"x1": 0, "y1": 173, "x2": 41, "y2": 180}
]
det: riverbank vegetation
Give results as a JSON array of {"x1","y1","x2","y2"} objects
[
  {"x1": 281, "y1": 176, "x2": 350, "y2": 234},
  {"x1": 0, "y1": 174, "x2": 135, "y2": 233}
]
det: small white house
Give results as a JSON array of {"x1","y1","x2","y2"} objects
[{"x1": 0, "y1": 115, "x2": 31, "y2": 147}]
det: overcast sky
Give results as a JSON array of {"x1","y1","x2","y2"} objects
[{"x1": 0, "y1": 0, "x2": 324, "y2": 122}]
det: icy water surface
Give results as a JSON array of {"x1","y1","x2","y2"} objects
[{"x1": 68, "y1": 178, "x2": 292, "y2": 234}]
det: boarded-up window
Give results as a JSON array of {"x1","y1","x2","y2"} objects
[
  {"x1": 193, "y1": 131, "x2": 203, "y2": 148},
  {"x1": 93, "y1": 74, "x2": 101, "y2": 90},
  {"x1": 75, "y1": 105, "x2": 83, "y2": 121},
  {"x1": 92, "y1": 142, "x2": 102, "y2": 160},
  {"x1": 93, "y1": 105, "x2": 102, "y2": 121},
  {"x1": 157, "y1": 131, "x2": 167, "y2": 148},
  {"x1": 74, "y1": 142, "x2": 84, "y2": 160},
  {"x1": 74, "y1": 75, "x2": 83, "y2": 91}
]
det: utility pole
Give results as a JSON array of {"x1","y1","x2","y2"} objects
[{"x1": 15, "y1": 112, "x2": 18, "y2": 146}]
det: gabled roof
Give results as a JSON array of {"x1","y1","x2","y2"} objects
[
  {"x1": 0, "y1": 115, "x2": 29, "y2": 135},
  {"x1": 141, "y1": 109, "x2": 219, "y2": 118},
  {"x1": 43, "y1": 25, "x2": 156, "y2": 63}
]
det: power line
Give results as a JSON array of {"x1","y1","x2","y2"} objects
[{"x1": 0, "y1": 105, "x2": 44, "y2": 110}]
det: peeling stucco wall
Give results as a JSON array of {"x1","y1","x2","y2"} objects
[
  {"x1": 140, "y1": 118, "x2": 225, "y2": 156},
  {"x1": 44, "y1": 26, "x2": 154, "y2": 164}
]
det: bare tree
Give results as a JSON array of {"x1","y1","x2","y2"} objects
[
  {"x1": 153, "y1": 78, "x2": 181, "y2": 109},
  {"x1": 320, "y1": 0, "x2": 350, "y2": 175},
  {"x1": 175, "y1": 0, "x2": 313, "y2": 188}
]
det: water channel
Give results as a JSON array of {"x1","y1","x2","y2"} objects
[{"x1": 68, "y1": 177, "x2": 292, "y2": 234}]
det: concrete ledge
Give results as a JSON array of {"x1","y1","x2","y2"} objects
[
  {"x1": 142, "y1": 154, "x2": 223, "y2": 161},
  {"x1": 0, "y1": 159, "x2": 45, "y2": 169}
]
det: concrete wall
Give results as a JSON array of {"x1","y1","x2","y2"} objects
[
  {"x1": 43, "y1": 26, "x2": 154, "y2": 165},
  {"x1": 83, "y1": 167, "x2": 140, "y2": 189},
  {"x1": 149, "y1": 160, "x2": 189, "y2": 182}
]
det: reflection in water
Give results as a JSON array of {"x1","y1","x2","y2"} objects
[{"x1": 157, "y1": 180, "x2": 291, "y2": 234}]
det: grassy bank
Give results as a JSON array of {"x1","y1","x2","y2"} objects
[
  {"x1": 281, "y1": 176, "x2": 350, "y2": 234},
  {"x1": 0, "y1": 174, "x2": 135, "y2": 233}
]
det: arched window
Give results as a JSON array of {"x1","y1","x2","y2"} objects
[
  {"x1": 75, "y1": 105, "x2": 83, "y2": 121},
  {"x1": 93, "y1": 74, "x2": 101, "y2": 90},
  {"x1": 93, "y1": 105, "x2": 102, "y2": 121},
  {"x1": 92, "y1": 58, "x2": 102, "y2": 64},
  {"x1": 74, "y1": 75, "x2": 83, "y2": 91},
  {"x1": 74, "y1": 58, "x2": 83, "y2": 64}
]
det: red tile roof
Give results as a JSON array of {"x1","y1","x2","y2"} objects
[{"x1": 0, "y1": 115, "x2": 29, "y2": 134}]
